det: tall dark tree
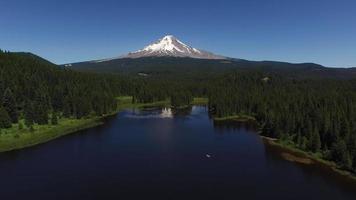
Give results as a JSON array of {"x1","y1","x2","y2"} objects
[
  {"x1": 0, "y1": 106, "x2": 12, "y2": 128},
  {"x1": 24, "y1": 101, "x2": 34, "y2": 128},
  {"x1": 331, "y1": 139, "x2": 352, "y2": 169},
  {"x1": 311, "y1": 128, "x2": 321, "y2": 153},
  {"x1": 51, "y1": 112, "x2": 58, "y2": 125},
  {"x1": 2, "y1": 88, "x2": 18, "y2": 123}
]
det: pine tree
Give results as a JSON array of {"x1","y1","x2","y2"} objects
[
  {"x1": 2, "y1": 88, "x2": 18, "y2": 123},
  {"x1": 63, "y1": 97, "x2": 72, "y2": 118},
  {"x1": 51, "y1": 112, "x2": 58, "y2": 125},
  {"x1": 0, "y1": 107, "x2": 12, "y2": 128},
  {"x1": 296, "y1": 131, "x2": 302, "y2": 147},
  {"x1": 33, "y1": 93, "x2": 49, "y2": 125},
  {"x1": 18, "y1": 121, "x2": 24, "y2": 130},
  {"x1": 36, "y1": 104, "x2": 49, "y2": 125},
  {"x1": 311, "y1": 128, "x2": 322, "y2": 152},
  {"x1": 340, "y1": 118, "x2": 351, "y2": 139},
  {"x1": 24, "y1": 101, "x2": 34, "y2": 128},
  {"x1": 301, "y1": 136, "x2": 308, "y2": 150},
  {"x1": 331, "y1": 139, "x2": 349, "y2": 167}
]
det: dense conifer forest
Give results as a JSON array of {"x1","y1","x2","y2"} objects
[
  {"x1": 1, "y1": 50, "x2": 356, "y2": 174},
  {"x1": 208, "y1": 72, "x2": 356, "y2": 172},
  {"x1": 0, "y1": 50, "x2": 123, "y2": 129}
]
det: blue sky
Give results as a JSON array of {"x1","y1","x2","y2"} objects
[{"x1": 0, "y1": 0, "x2": 355, "y2": 67}]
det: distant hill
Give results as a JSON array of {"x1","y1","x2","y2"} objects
[{"x1": 67, "y1": 56, "x2": 356, "y2": 80}]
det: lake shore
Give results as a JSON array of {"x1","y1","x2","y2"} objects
[
  {"x1": 0, "y1": 97, "x2": 208, "y2": 153},
  {"x1": 0, "y1": 112, "x2": 117, "y2": 153},
  {"x1": 262, "y1": 136, "x2": 356, "y2": 182},
  {"x1": 213, "y1": 114, "x2": 256, "y2": 122},
  {"x1": 0, "y1": 98, "x2": 163, "y2": 153},
  {"x1": 214, "y1": 114, "x2": 356, "y2": 182}
]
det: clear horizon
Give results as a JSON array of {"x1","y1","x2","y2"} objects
[{"x1": 1, "y1": 0, "x2": 356, "y2": 67}]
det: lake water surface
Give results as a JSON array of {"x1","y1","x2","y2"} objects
[{"x1": 1, "y1": 106, "x2": 356, "y2": 200}]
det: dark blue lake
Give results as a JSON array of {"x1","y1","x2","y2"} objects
[{"x1": 1, "y1": 106, "x2": 356, "y2": 200}]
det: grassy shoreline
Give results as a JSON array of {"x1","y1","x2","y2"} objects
[
  {"x1": 213, "y1": 114, "x2": 256, "y2": 122},
  {"x1": 0, "y1": 111, "x2": 119, "y2": 153},
  {"x1": 0, "y1": 97, "x2": 208, "y2": 153},
  {"x1": 0, "y1": 117, "x2": 103, "y2": 153},
  {"x1": 0, "y1": 97, "x2": 167, "y2": 153},
  {"x1": 191, "y1": 97, "x2": 208, "y2": 105}
]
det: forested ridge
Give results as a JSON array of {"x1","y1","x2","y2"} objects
[
  {"x1": 69, "y1": 56, "x2": 356, "y2": 80},
  {"x1": 2, "y1": 50, "x2": 356, "y2": 175},
  {"x1": 0, "y1": 50, "x2": 124, "y2": 129}
]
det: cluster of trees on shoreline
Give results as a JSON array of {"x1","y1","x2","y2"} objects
[
  {"x1": 131, "y1": 78, "x2": 197, "y2": 107},
  {"x1": 208, "y1": 72, "x2": 356, "y2": 172}
]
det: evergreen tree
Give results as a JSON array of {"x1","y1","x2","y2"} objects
[
  {"x1": 51, "y1": 112, "x2": 58, "y2": 125},
  {"x1": 0, "y1": 106, "x2": 12, "y2": 128},
  {"x1": 301, "y1": 136, "x2": 308, "y2": 150},
  {"x1": 311, "y1": 128, "x2": 321, "y2": 152},
  {"x1": 62, "y1": 97, "x2": 72, "y2": 118},
  {"x1": 24, "y1": 101, "x2": 34, "y2": 128},
  {"x1": 18, "y1": 121, "x2": 24, "y2": 130},
  {"x1": 33, "y1": 93, "x2": 49, "y2": 125},
  {"x1": 2, "y1": 88, "x2": 18, "y2": 123},
  {"x1": 331, "y1": 139, "x2": 349, "y2": 167},
  {"x1": 296, "y1": 131, "x2": 302, "y2": 147}
]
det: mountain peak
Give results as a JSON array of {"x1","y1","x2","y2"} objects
[
  {"x1": 141, "y1": 35, "x2": 190, "y2": 53},
  {"x1": 124, "y1": 35, "x2": 225, "y2": 60},
  {"x1": 161, "y1": 35, "x2": 176, "y2": 40}
]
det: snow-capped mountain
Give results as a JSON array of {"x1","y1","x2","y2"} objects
[{"x1": 124, "y1": 35, "x2": 225, "y2": 59}]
